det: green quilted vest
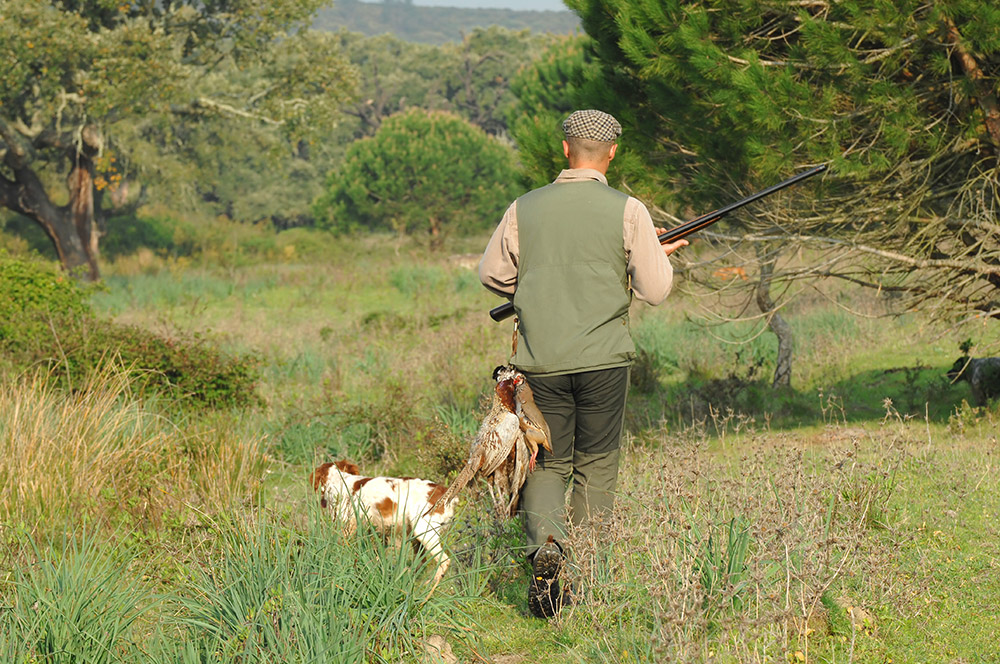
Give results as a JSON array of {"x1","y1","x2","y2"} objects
[{"x1": 512, "y1": 179, "x2": 634, "y2": 375}]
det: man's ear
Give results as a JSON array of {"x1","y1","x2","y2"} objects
[
  {"x1": 608, "y1": 143, "x2": 618, "y2": 162},
  {"x1": 562, "y1": 139, "x2": 571, "y2": 160}
]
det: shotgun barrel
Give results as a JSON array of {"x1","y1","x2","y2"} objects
[{"x1": 487, "y1": 163, "x2": 827, "y2": 322}]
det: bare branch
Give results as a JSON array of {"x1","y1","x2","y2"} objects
[{"x1": 172, "y1": 97, "x2": 286, "y2": 125}]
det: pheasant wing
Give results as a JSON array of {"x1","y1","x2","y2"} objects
[{"x1": 478, "y1": 410, "x2": 521, "y2": 477}]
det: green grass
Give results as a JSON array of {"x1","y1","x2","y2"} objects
[
  {"x1": 1, "y1": 531, "x2": 154, "y2": 663},
  {"x1": 3, "y1": 231, "x2": 1000, "y2": 662},
  {"x1": 1, "y1": 511, "x2": 479, "y2": 663}
]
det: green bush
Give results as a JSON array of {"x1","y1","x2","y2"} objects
[
  {"x1": 73, "y1": 323, "x2": 261, "y2": 409},
  {"x1": 0, "y1": 254, "x2": 90, "y2": 347},
  {"x1": 0, "y1": 255, "x2": 259, "y2": 409},
  {"x1": 313, "y1": 109, "x2": 519, "y2": 240}
]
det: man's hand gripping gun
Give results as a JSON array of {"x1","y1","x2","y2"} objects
[{"x1": 487, "y1": 163, "x2": 828, "y2": 322}]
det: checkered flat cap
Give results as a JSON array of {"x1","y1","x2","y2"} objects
[{"x1": 562, "y1": 109, "x2": 622, "y2": 142}]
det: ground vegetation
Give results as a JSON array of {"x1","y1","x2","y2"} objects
[{"x1": 1, "y1": 236, "x2": 998, "y2": 662}]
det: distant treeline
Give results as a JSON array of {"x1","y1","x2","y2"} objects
[{"x1": 314, "y1": 0, "x2": 581, "y2": 43}]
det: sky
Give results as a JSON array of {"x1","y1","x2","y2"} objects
[{"x1": 362, "y1": 0, "x2": 570, "y2": 11}]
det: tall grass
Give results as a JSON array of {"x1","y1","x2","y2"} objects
[
  {"x1": 174, "y1": 511, "x2": 472, "y2": 663},
  {"x1": 0, "y1": 368, "x2": 267, "y2": 534}
]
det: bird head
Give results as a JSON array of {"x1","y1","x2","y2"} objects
[{"x1": 493, "y1": 365, "x2": 517, "y2": 382}]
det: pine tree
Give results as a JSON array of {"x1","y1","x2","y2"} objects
[
  {"x1": 511, "y1": 0, "x2": 1000, "y2": 383},
  {"x1": 313, "y1": 109, "x2": 519, "y2": 245}
]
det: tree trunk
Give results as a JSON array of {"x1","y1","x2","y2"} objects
[
  {"x1": 0, "y1": 123, "x2": 101, "y2": 280},
  {"x1": 755, "y1": 248, "x2": 794, "y2": 388},
  {"x1": 943, "y1": 17, "x2": 1000, "y2": 159},
  {"x1": 428, "y1": 215, "x2": 443, "y2": 250}
]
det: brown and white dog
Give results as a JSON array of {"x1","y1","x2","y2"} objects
[{"x1": 309, "y1": 460, "x2": 454, "y2": 595}]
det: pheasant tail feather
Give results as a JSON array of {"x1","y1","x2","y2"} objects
[{"x1": 429, "y1": 453, "x2": 483, "y2": 514}]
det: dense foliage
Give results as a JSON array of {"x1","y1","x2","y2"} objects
[
  {"x1": 0, "y1": 255, "x2": 258, "y2": 408},
  {"x1": 333, "y1": 27, "x2": 558, "y2": 141},
  {"x1": 0, "y1": 0, "x2": 354, "y2": 276},
  {"x1": 313, "y1": 109, "x2": 519, "y2": 241},
  {"x1": 543, "y1": 0, "x2": 1000, "y2": 324}
]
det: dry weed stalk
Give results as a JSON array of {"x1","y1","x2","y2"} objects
[{"x1": 562, "y1": 424, "x2": 904, "y2": 662}]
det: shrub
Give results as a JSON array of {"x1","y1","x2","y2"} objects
[
  {"x1": 73, "y1": 323, "x2": 261, "y2": 409},
  {"x1": 313, "y1": 109, "x2": 519, "y2": 242},
  {"x1": 0, "y1": 253, "x2": 90, "y2": 349},
  {"x1": 0, "y1": 255, "x2": 259, "y2": 409}
]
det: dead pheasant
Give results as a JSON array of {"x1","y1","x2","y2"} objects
[
  {"x1": 512, "y1": 374, "x2": 551, "y2": 472},
  {"x1": 432, "y1": 366, "x2": 552, "y2": 518}
]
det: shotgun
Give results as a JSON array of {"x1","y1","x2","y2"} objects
[{"x1": 487, "y1": 163, "x2": 827, "y2": 322}]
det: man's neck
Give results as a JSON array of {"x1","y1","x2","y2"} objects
[{"x1": 567, "y1": 161, "x2": 609, "y2": 173}]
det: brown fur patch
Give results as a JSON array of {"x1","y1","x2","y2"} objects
[
  {"x1": 352, "y1": 477, "x2": 373, "y2": 493},
  {"x1": 310, "y1": 462, "x2": 333, "y2": 491},
  {"x1": 335, "y1": 459, "x2": 361, "y2": 476},
  {"x1": 427, "y1": 483, "x2": 448, "y2": 515},
  {"x1": 374, "y1": 497, "x2": 396, "y2": 520}
]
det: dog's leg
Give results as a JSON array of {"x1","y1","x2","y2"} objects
[
  {"x1": 413, "y1": 518, "x2": 450, "y2": 599},
  {"x1": 335, "y1": 501, "x2": 359, "y2": 538},
  {"x1": 425, "y1": 555, "x2": 450, "y2": 600}
]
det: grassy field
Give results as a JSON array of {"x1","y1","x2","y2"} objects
[{"x1": 2, "y1": 231, "x2": 999, "y2": 663}]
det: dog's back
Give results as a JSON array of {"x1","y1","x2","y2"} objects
[{"x1": 310, "y1": 460, "x2": 453, "y2": 530}]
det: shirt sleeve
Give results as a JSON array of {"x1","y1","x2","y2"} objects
[
  {"x1": 624, "y1": 197, "x2": 674, "y2": 305},
  {"x1": 479, "y1": 201, "x2": 519, "y2": 297}
]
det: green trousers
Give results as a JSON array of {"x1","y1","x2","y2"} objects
[{"x1": 519, "y1": 366, "x2": 629, "y2": 556}]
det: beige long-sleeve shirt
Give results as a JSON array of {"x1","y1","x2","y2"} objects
[{"x1": 479, "y1": 168, "x2": 674, "y2": 304}]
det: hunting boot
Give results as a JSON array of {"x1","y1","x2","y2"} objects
[{"x1": 528, "y1": 536, "x2": 564, "y2": 618}]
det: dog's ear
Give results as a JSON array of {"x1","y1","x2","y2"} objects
[
  {"x1": 310, "y1": 462, "x2": 333, "y2": 491},
  {"x1": 334, "y1": 460, "x2": 362, "y2": 476}
]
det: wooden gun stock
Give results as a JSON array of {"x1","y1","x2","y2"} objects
[{"x1": 488, "y1": 164, "x2": 827, "y2": 322}]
